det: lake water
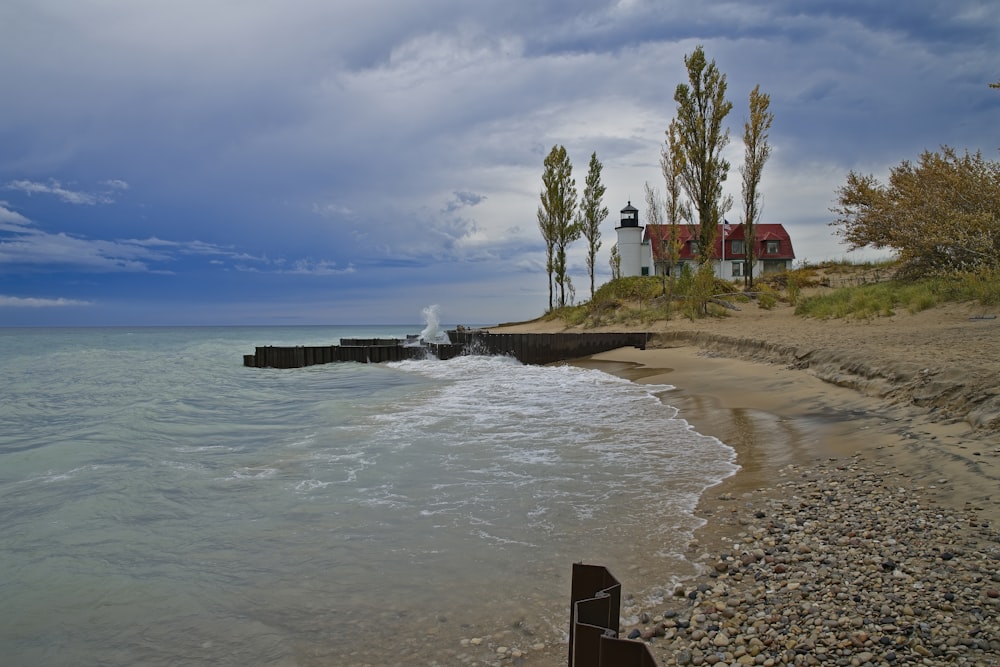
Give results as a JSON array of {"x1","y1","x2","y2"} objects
[{"x1": 0, "y1": 325, "x2": 736, "y2": 666}]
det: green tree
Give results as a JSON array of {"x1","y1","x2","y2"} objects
[
  {"x1": 660, "y1": 119, "x2": 691, "y2": 269},
  {"x1": 740, "y1": 84, "x2": 774, "y2": 289},
  {"x1": 689, "y1": 263, "x2": 718, "y2": 318},
  {"x1": 673, "y1": 45, "x2": 733, "y2": 264},
  {"x1": 643, "y1": 181, "x2": 665, "y2": 285},
  {"x1": 659, "y1": 119, "x2": 690, "y2": 315},
  {"x1": 609, "y1": 243, "x2": 621, "y2": 280},
  {"x1": 831, "y1": 146, "x2": 1000, "y2": 276},
  {"x1": 537, "y1": 199, "x2": 557, "y2": 312},
  {"x1": 537, "y1": 145, "x2": 578, "y2": 309},
  {"x1": 578, "y1": 152, "x2": 609, "y2": 300}
]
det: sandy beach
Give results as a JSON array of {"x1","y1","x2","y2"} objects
[
  {"x1": 497, "y1": 299, "x2": 1000, "y2": 522},
  {"x1": 492, "y1": 298, "x2": 1000, "y2": 665}
]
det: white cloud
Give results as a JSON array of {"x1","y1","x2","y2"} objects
[
  {"x1": 285, "y1": 259, "x2": 356, "y2": 275},
  {"x1": 5, "y1": 179, "x2": 101, "y2": 204},
  {"x1": 4, "y1": 179, "x2": 126, "y2": 205},
  {"x1": 0, "y1": 230, "x2": 158, "y2": 272},
  {"x1": 232, "y1": 255, "x2": 355, "y2": 276},
  {"x1": 0, "y1": 208, "x2": 248, "y2": 273},
  {"x1": 0, "y1": 295, "x2": 91, "y2": 308},
  {"x1": 0, "y1": 203, "x2": 32, "y2": 227}
]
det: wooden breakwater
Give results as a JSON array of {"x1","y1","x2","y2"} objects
[
  {"x1": 243, "y1": 331, "x2": 649, "y2": 369},
  {"x1": 243, "y1": 338, "x2": 462, "y2": 368},
  {"x1": 448, "y1": 330, "x2": 648, "y2": 365}
]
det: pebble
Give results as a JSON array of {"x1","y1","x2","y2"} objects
[{"x1": 624, "y1": 456, "x2": 1000, "y2": 666}]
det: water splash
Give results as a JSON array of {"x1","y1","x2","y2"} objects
[{"x1": 418, "y1": 305, "x2": 450, "y2": 344}]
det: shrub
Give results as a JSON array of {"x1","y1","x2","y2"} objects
[
  {"x1": 786, "y1": 273, "x2": 801, "y2": 306},
  {"x1": 757, "y1": 290, "x2": 778, "y2": 310},
  {"x1": 683, "y1": 264, "x2": 717, "y2": 319}
]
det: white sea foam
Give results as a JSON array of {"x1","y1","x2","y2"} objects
[
  {"x1": 418, "y1": 304, "x2": 450, "y2": 343},
  {"x1": 294, "y1": 478, "x2": 332, "y2": 492},
  {"x1": 23, "y1": 463, "x2": 117, "y2": 485},
  {"x1": 226, "y1": 466, "x2": 279, "y2": 480},
  {"x1": 171, "y1": 444, "x2": 239, "y2": 453}
]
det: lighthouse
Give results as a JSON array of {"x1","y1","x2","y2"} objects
[{"x1": 615, "y1": 201, "x2": 644, "y2": 277}]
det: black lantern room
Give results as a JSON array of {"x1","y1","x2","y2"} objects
[{"x1": 618, "y1": 201, "x2": 639, "y2": 228}]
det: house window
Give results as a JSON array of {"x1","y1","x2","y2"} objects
[
  {"x1": 731, "y1": 240, "x2": 744, "y2": 255},
  {"x1": 731, "y1": 261, "x2": 744, "y2": 277},
  {"x1": 641, "y1": 266, "x2": 649, "y2": 276},
  {"x1": 689, "y1": 240, "x2": 699, "y2": 256},
  {"x1": 766, "y1": 240, "x2": 780, "y2": 254}
]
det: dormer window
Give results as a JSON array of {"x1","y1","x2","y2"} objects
[
  {"x1": 731, "y1": 240, "x2": 744, "y2": 255},
  {"x1": 766, "y1": 240, "x2": 780, "y2": 254}
]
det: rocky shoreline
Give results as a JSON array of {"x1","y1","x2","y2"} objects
[{"x1": 623, "y1": 455, "x2": 1000, "y2": 667}]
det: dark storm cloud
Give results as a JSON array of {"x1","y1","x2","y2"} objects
[{"x1": 1, "y1": 0, "x2": 996, "y2": 324}]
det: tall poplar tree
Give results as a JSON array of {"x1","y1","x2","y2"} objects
[
  {"x1": 673, "y1": 45, "x2": 733, "y2": 264},
  {"x1": 578, "y1": 152, "x2": 609, "y2": 300},
  {"x1": 609, "y1": 243, "x2": 621, "y2": 280},
  {"x1": 643, "y1": 182, "x2": 667, "y2": 292},
  {"x1": 537, "y1": 145, "x2": 578, "y2": 310},
  {"x1": 740, "y1": 84, "x2": 774, "y2": 288},
  {"x1": 660, "y1": 118, "x2": 691, "y2": 275},
  {"x1": 537, "y1": 198, "x2": 557, "y2": 312},
  {"x1": 657, "y1": 119, "x2": 692, "y2": 317}
]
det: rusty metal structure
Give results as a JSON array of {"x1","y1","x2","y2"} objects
[{"x1": 568, "y1": 563, "x2": 657, "y2": 667}]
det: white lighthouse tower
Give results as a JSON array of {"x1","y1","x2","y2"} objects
[{"x1": 615, "y1": 201, "x2": 643, "y2": 277}]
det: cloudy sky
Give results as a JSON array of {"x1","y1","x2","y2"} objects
[{"x1": 1, "y1": 1, "x2": 997, "y2": 326}]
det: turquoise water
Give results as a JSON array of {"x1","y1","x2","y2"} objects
[{"x1": 0, "y1": 326, "x2": 736, "y2": 666}]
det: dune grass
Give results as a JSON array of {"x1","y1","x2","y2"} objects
[
  {"x1": 542, "y1": 261, "x2": 998, "y2": 326},
  {"x1": 794, "y1": 269, "x2": 1000, "y2": 319}
]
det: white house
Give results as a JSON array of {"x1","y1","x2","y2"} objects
[{"x1": 615, "y1": 202, "x2": 796, "y2": 280}]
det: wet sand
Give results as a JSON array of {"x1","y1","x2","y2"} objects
[{"x1": 581, "y1": 344, "x2": 999, "y2": 523}]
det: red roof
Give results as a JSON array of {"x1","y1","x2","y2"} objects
[{"x1": 643, "y1": 223, "x2": 795, "y2": 261}]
